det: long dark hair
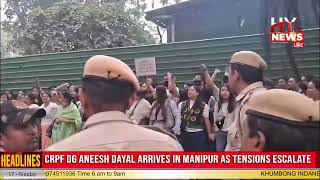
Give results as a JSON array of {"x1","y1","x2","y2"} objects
[
  {"x1": 26, "y1": 93, "x2": 36, "y2": 104},
  {"x1": 41, "y1": 91, "x2": 52, "y2": 103},
  {"x1": 188, "y1": 85, "x2": 204, "y2": 108},
  {"x1": 1, "y1": 92, "x2": 9, "y2": 100},
  {"x1": 32, "y1": 87, "x2": 43, "y2": 105},
  {"x1": 62, "y1": 91, "x2": 77, "y2": 105},
  {"x1": 5, "y1": 90, "x2": 14, "y2": 100},
  {"x1": 150, "y1": 85, "x2": 168, "y2": 119},
  {"x1": 217, "y1": 84, "x2": 235, "y2": 113},
  {"x1": 189, "y1": 85, "x2": 201, "y2": 101}
]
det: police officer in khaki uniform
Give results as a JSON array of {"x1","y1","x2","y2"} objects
[
  {"x1": 241, "y1": 89, "x2": 320, "y2": 151},
  {"x1": 225, "y1": 51, "x2": 267, "y2": 151},
  {"x1": 47, "y1": 55, "x2": 183, "y2": 151}
]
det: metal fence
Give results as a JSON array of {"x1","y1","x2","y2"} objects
[{"x1": 1, "y1": 28, "x2": 319, "y2": 91}]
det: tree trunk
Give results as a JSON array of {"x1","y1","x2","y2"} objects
[{"x1": 156, "y1": 26, "x2": 163, "y2": 44}]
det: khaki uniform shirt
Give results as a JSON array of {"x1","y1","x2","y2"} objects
[
  {"x1": 46, "y1": 111, "x2": 183, "y2": 151},
  {"x1": 225, "y1": 82, "x2": 266, "y2": 151}
]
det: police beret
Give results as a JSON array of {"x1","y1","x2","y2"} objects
[
  {"x1": 83, "y1": 55, "x2": 140, "y2": 91},
  {"x1": 245, "y1": 89, "x2": 319, "y2": 122},
  {"x1": 230, "y1": 51, "x2": 268, "y2": 70}
]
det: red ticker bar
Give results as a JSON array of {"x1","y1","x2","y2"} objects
[{"x1": 40, "y1": 151, "x2": 319, "y2": 169}]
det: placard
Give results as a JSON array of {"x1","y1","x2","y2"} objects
[{"x1": 134, "y1": 57, "x2": 156, "y2": 76}]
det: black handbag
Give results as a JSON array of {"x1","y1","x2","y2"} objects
[
  {"x1": 215, "y1": 116, "x2": 225, "y2": 130},
  {"x1": 46, "y1": 119, "x2": 57, "y2": 138}
]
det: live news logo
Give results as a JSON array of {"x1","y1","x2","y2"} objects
[{"x1": 270, "y1": 17, "x2": 304, "y2": 48}]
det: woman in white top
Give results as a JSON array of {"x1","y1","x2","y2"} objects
[
  {"x1": 178, "y1": 85, "x2": 214, "y2": 151},
  {"x1": 40, "y1": 92, "x2": 59, "y2": 149},
  {"x1": 149, "y1": 86, "x2": 181, "y2": 134},
  {"x1": 126, "y1": 89, "x2": 151, "y2": 125},
  {"x1": 213, "y1": 84, "x2": 235, "y2": 151}
]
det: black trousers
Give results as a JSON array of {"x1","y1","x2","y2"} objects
[{"x1": 181, "y1": 130, "x2": 208, "y2": 151}]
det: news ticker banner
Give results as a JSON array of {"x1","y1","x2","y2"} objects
[
  {"x1": 0, "y1": 152, "x2": 319, "y2": 179},
  {"x1": 0, "y1": 169, "x2": 320, "y2": 179}
]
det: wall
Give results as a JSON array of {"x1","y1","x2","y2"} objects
[{"x1": 1, "y1": 28, "x2": 319, "y2": 91}]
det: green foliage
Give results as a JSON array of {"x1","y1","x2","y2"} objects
[
  {"x1": 1, "y1": 26, "x2": 21, "y2": 58},
  {"x1": 1, "y1": 29, "x2": 11, "y2": 58},
  {"x1": 2, "y1": 0, "x2": 155, "y2": 55}
]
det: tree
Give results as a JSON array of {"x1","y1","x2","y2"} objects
[
  {"x1": 1, "y1": 29, "x2": 11, "y2": 58},
  {"x1": 2, "y1": 0, "x2": 155, "y2": 55},
  {"x1": 132, "y1": 0, "x2": 184, "y2": 43},
  {"x1": 0, "y1": 27, "x2": 20, "y2": 58}
]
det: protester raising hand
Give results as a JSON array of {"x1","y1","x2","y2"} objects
[{"x1": 167, "y1": 72, "x2": 180, "y2": 99}]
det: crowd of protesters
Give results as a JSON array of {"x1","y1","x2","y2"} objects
[
  {"x1": 0, "y1": 51, "x2": 319, "y2": 152},
  {"x1": 1, "y1": 82, "x2": 83, "y2": 150}
]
